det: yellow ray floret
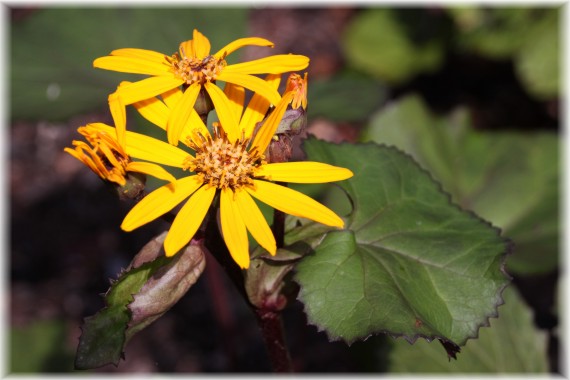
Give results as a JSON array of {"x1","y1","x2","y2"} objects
[{"x1": 64, "y1": 124, "x2": 176, "y2": 187}]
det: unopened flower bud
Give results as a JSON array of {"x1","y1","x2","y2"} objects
[
  {"x1": 275, "y1": 106, "x2": 307, "y2": 136},
  {"x1": 193, "y1": 87, "x2": 215, "y2": 123}
]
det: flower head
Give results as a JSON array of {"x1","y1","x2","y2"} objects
[
  {"x1": 64, "y1": 124, "x2": 176, "y2": 191},
  {"x1": 285, "y1": 72, "x2": 308, "y2": 110},
  {"x1": 100, "y1": 76, "x2": 353, "y2": 269},
  {"x1": 94, "y1": 29, "x2": 310, "y2": 146}
]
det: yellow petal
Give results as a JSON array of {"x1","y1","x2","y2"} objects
[
  {"x1": 218, "y1": 71, "x2": 281, "y2": 106},
  {"x1": 167, "y1": 83, "x2": 201, "y2": 145},
  {"x1": 224, "y1": 54, "x2": 310, "y2": 74},
  {"x1": 98, "y1": 141, "x2": 122, "y2": 168},
  {"x1": 126, "y1": 161, "x2": 176, "y2": 184},
  {"x1": 117, "y1": 76, "x2": 184, "y2": 105},
  {"x1": 192, "y1": 29, "x2": 211, "y2": 58},
  {"x1": 64, "y1": 146, "x2": 102, "y2": 177},
  {"x1": 110, "y1": 48, "x2": 168, "y2": 63},
  {"x1": 161, "y1": 86, "x2": 183, "y2": 109},
  {"x1": 63, "y1": 146, "x2": 85, "y2": 165},
  {"x1": 121, "y1": 176, "x2": 203, "y2": 232},
  {"x1": 108, "y1": 91, "x2": 127, "y2": 148},
  {"x1": 93, "y1": 56, "x2": 170, "y2": 76},
  {"x1": 90, "y1": 123, "x2": 188, "y2": 167},
  {"x1": 127, "y1": 133, "x2": 189, "y2": 168},
  {"x1": 220, "y1": 188, "x2": 250, "y2": 268},
  {"x1": 180, "y1": 109, "x2": 210, "y2": 148},
  {"x1": 133, "y1": 96, "x2": 169, "y2": 130},
  {"x1": 248, "y1": 180, "x2": 345, "y2": 228},
  {"x1": 204, "y1": 82, "x2": 239, "y2": 141},
  {"x1": 214, "y1": 37, "x2": 274, "y2": 59},
  {"x1": 257, "y1": 162, "x2": 354, "y2": 183},
  {"x1": 240, "y1": 74, "x2": 282, "y2": 138},
  {"x1": 179, "y1": 39, "x2": 194, "y2": 58},
  {"x1": 164, "y1": 185, "x2": 216, "y2": 256},
  {"x1": 223, "y1": 82, "x2": 245, "y2": 124},
  {"x1": 250, "y1": 92, "x2": 293, "y2": 154},
  {"x1": 234, "y1": 190, "x2": 276, "y2": 255}
]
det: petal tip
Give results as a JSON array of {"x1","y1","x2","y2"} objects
[
  {"x1": 164, "y1": 243, "x2": 179, "y2": 257},
  {"x1": 120, "y1": 221, "x2": 133, "y2": 232}
]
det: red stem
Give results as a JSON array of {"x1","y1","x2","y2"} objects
[{"x1": 254, "y1": 308, "x2": 293, "y2": 373}]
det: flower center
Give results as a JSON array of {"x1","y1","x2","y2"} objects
[
  {"x1": 183, "y1": 125, "x2": 264, "y2": 190},
  {"x1": 167, "y1": 53, "x2": 226, "y2": 85}
]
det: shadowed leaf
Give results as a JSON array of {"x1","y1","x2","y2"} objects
[
  {"x1": 11, "y1": 7, "x2": 248, "y2": 121},
  {"x1": 363, "y1": 95, "x2": 559, "y2": 275},
  {"x1": 342, "y1": 9, "x2": 443, "y2": 84},
  {"x1": 388, "y1": 286, "x2": 549, "y2": 373}
]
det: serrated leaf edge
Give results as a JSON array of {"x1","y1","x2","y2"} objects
[
  {"x1": 297, "y1": 138, "x2": 514, "y2": 349},
  {"x1": 75, "y1": 251, "x2": 170, "y2": 368}
]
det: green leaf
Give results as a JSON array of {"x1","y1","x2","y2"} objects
[
  {"x1": 342, "y1": 9, "x2": 444, "y2": 84},
  {"x1": 11, "y1": 7, "x2": 248, "y2": 121},
  {"x1": 515, "y1": 9, "x2": 560, "y2": 99},
  {"x1": 447, "y1": 7, "x2": 560, "y2": 99},
  {"x1": 11, "y1": 320, "x2": 74, "y2": 373},
  {"x1": 363, "y1": 94, "x2": 559, "y2": 275},
  {"x1": 75, "y1": 232, "x2": 205, "y2": 369},
  {"x1": 448, "y1": 7, "x2": 536, "y2": 58},
  {"x1": 295, "y1": 139, "x2": 510, "y2": 349},
  {"x1": 387, "y1": 286, "x2": 549, "y2": 372}
]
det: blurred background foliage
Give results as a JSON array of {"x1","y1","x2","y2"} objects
[{"x1": 9, "y1": 5, "x2": 561, "y2": 374}]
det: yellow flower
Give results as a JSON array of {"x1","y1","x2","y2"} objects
[
  {"x1": 64, "y1": 124, "x2": 176, "y2": 187},
  {"x1": 94, "y1": 29, "x2": 310, "y2": 146},
  {"x1": 285, "y1": 72, "x2": 308, "y2": 110},
  {"x1": 90, "y1": 78, "x2": 353, "y2": 269}
]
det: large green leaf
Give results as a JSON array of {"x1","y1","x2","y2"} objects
[
  {"x1": 363, "y1": 95, "x2": 559, "y2": 275},
  {"x1": 387, "y1": 286, "x2": 549, "y2": 373},
  {"x1": 342, "y1": 9, "x2": 444, "y2": 84},
  {"x1": 11, "y1": 7, "x2": 248, "y2": 121},
  {"x1": 295, "y1": 139, "x2": 510, "y2": 351}
]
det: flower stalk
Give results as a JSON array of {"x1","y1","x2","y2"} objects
[
  {"x1": 254, "y1": 309, "x2": 293, "y2": 372},
  {"x1": 201, "y1": 197, "x2": 293, "y2": 373}
]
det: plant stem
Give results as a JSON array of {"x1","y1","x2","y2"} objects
[
  {"x1": 254, "y1": 308, "x2": 293, "y2": 373},
  {"x1": 202, "y1": 205, "x2": 249, "y2": 303},
  {"x1": 202, "y1": 202, "x2": 294, "y2": 373}
]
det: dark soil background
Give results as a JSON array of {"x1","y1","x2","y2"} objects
[{"x1": 9, "y1": 6, "x2": 560, "y2": 374}]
